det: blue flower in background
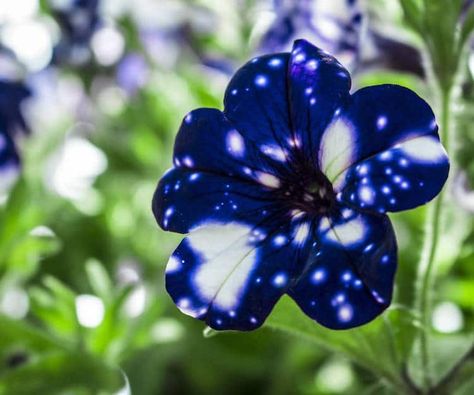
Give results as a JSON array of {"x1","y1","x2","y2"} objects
[
  {"x1": 0, "y1": 79, "x2": 30, "y2": 193},
  {"x1": 50, "y1": 0, "x2": 100, "y2": 66},
  {"x1": 153, "y1": 39, "x2": 449, "y2": 331},
  {"x1": 259, "y1": 0, "x2": 424, "y2": 77},
  {"x1": 259, "y1": 0, "x2": 362, "y2": 68},
  {"x1": 0, "y1": 127, "x2": 20, "y2": 193},
  {"x1": 0, "y1": 47, "x2": 31, "y2": 192}
]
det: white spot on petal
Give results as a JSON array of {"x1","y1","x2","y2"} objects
[
  {"x1": 311, "y1": 269, "x2": 326, "y2": 284},
  {"x1": 166, "y1": 256, "x2": 182, "y2": 273},
  {"x1": 338, "y1": 304, "x2": 353, "y2": 322},
  {"x1": 326, "y1": 217, "x2": 366, "y2": 247},
  {"x1": 359, "y1": 186, "x2": 375, "y2": 205},
  {"x1": 398, "y1": 136, "x2": 447, "y2": 163},
  {"x1": 377, "y1": 116, "x2": 387, "y2": 130},
  {"x1": 273, "y1": 273, "x2": 288, "y2": 287},
  {"x1": 255, "y1": 172, "x2": 280, "y2": 188},
  {"x1": 268, "y1": 58, "x2": 282, "y2": 67},
  {"x1": 260, "y1": 144, "x2": 286, "y2": 162},
  {"x1": 294, "y1": 222, "x2": 310, "y2": 245},
  {"x1": 255, "y1": 75, "x2": 268, "y2": 87},
  {"x1": 226, "y1": 130, "x2": 245, "y2": 157}
]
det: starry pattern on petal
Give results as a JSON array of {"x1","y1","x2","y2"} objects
[
  {"x1": 323, "y1": 85, "x2": 449, "y2": 212},
  {"x1": 153, "y1": 167, "x2": 279, "y2": 234},
  {"x1": 152, "y1": 39, "x2": 449, "y2": 332},
  {"x1": 173, "y1": 108, "x2": 289, "y2": 181},
  {"x1": 322, "y1": 84, "x2": 439, "y2": 186},
  {"x1": 223, "y1": 53, "x2": 295, "y2": 157},
  {"x1": 337, "y1": 135, "x2": 449, "y2": 212},
  {"x1": 289, "y1": 208, "x2": 397, "y2": 329},
  {"x1": 288, "y1": 39, "x2": 351, "y2": 165},
  {"x1": 166, "y1": 218, "x2": 312, "y2": 331}
]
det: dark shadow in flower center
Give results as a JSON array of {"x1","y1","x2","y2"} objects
[{"x1": 277, "y1": 163, "x2": 336, "y2": 217}]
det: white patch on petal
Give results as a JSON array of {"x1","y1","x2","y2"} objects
[
  {"x1": 319, "y1": 117, "x2": 355, "y2": 183},
  {"x1": 293, "y1": 222, "x2": 310, "y2": 245},
  {"x1": 260, "y1": 144, "x2": 287, "y2": 162},
  {"x1": 338, "y1": 304, "x2": 353, "y2": 322},
  {"x1": 189, "y1": 223, "x2": 258, "y2": 311},
  {"x1": 255, "y1": 171, "x2": 280, "y2": 188},
  {"x1": 166, "y1": 256, "x2": 182, "y2": 274},
  {"x1": 397, "y1": 136, "x2": 447, "y2": 163},
  {"x1": 226, "y1": 130, "x2": 245, "y2": 157},
  {"x1": 358, "y1": 186, "x2": 375, "y2": 205},
  {"x1": 326, "y1": 217, "x2": 366, "y2": 246},
  {"x1": 318, "y1": 217, "x2": 331, "y2": 232}
]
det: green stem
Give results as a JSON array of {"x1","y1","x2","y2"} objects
[{"x1": 417, "y1": 87, "x2": 451, "y2": 391}]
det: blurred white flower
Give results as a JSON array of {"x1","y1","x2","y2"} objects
[
  {"x1": 0, "y1": 285, "x2": 29, "y2": 319},
  {"x1": 2, "y1": 19, "x2": 54, "y2": 71},
  {"x1": 123, "y1": 284, "x2": 147, "y2": 318},
  {"x1": 91, "y1": 25, "x2": 125, "y2": 66},
  {"x1": 45, "y1": 135, "x2": 107, "y2": 200},
  {"x1": 75, "y1": 294, "x2": 105, "y2": 328},
  {"x1": 432, "y1": 301, "x2": 464, "y2": 333}
]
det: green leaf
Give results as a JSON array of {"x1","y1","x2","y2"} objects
[
  {"x1": 0, "y1": 351, "x2": 126, "y2": 395},
  {"x1": 265, "y1": 297, "x2": 409, "y2": 391},
  {"x1": 408, "y1": 334, "x2": 474, "y2": 390},
  {"x1": 0, "y1": 315, "x2": 63, "y2": 353},
  {"x1": 460, "y1": 3, "x2": 474, "y2": 48},
  {"x1": 399, "y1": 0, "x2": 423, "y2": 33}
]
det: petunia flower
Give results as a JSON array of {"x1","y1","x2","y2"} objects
[{"x1": 152, "y1": 39, "x2": 449, "y2": 331}]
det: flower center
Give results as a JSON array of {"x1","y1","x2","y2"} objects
[{"x1": 277, "y1": 164, "x2": 336, "y2": 216}]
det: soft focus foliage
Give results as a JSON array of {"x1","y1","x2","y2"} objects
[{"x1": 0, "y1": 1, "x2": 473, "y2": 394}]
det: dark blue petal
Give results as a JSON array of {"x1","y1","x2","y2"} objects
[
  {"x1": 337, "y1": 136, "x2": 449, "y2": 212},
  {"x1": 152, "y1": 167, "x2": 279, "y2": 234},
  {"x1": 165, "y1": 216, "x2": 312, "y2": 331},
  {"x1": 327, "y1": 85, "x2": 448, "y2": 212},
  {"x1": 173, "y1": 108, "x2": 288, "y2": 179},
  {"x1": 288, "y1": 207, "x2": 397, "y2": 329},
  {"x1": 288, "y1": 39, "x2": 351, "y2": 163},
  {"x1": 0, "y1": 80, "x2": 31, "y2": 136},
  {"x1": 223, "y1": 53, "x2": 294, "y2": 155}
]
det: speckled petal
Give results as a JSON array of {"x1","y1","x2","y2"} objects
[
  {"x1": 223, "y1": 53, "x2": 294, "y2": 156},
  {"x1": 173, "y1": 108, "x2": 288, "y2": 180},
  {"x1": 331, "y1": 85, "x2": 449, "y2": 212},
  {"x1": 287, "y1": 39, "x2": 352, "y2": 165},
  {"x1": 153, "y1": 167, "x2": 280, "y2": 234},
  {"x1": 288, "y1": 207, "x2": 397, "y2": 330},
  {"x1": 165, "y1": 217, "x2": 312, "y2": 331}
]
